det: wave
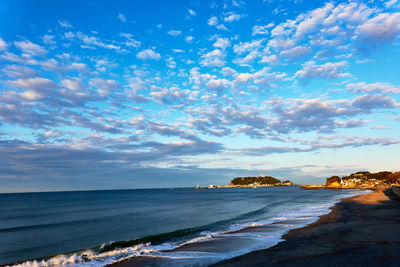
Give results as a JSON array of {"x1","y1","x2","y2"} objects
[{"x1": 9, "y1": 189, "x2": 370, "y2": 267}]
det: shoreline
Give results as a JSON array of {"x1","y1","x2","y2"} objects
[
  {"x1": 108, "y1": 188, "x2": 372, "y2": 267},
  {"x1": 213, "y1": 188, "x2": 400, "y2": 266}
]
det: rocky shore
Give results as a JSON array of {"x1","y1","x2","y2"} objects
[{"x1": 213, "y1": 189, "x2": 400, "y2": 267}]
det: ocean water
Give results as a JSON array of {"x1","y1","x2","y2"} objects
[{"x1": 0, "y1": 187, "x2": 369, "y2": 266}]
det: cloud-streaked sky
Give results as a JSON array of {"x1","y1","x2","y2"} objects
[{"x1": 1, "y1": 0, "x2": 400, "y2": 192}]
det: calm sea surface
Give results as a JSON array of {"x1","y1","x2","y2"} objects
[{"x1": 0, "y1": 187, "x2": 367, "y2": 266}]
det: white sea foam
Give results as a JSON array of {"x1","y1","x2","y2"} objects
[{"x1": 11, "y1": 189, "x2": 371, "y2": 267}]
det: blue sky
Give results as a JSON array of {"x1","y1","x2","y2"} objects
[{"x1": 1, "y1": 0, "x2": 400, "y2": 192}]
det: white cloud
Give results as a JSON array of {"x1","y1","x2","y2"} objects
[
  {"x1": 167, "y1": 30, "x2": 182, "y2": 36},
  {"x1": 64, "y1": 31, "x2": 75, "y2": 39},
  {"x1": 14, "y1": 40, "x2": 46, "y2": 56},
  {"x1": 208, "y1": 16, "x2": 219, "y2": 26},
  {"x1": 166, "y1": 56, "x2": 176, "y2": 69},
  {"x1": 223, "y1": 12, "x2": 244, "y2": 23},
  {"x1": 206, "y1": 78, "x2": 231, "y2": 93},
  {"x1": 235, "y1": 73, "x2": 252, "y2": 83},
  {"x1": 21, "y1": 90, "x2": 45, "y2": 100},
  {"x1": 280, "y1": 46, "x2": 311, "y2": 60},
  {"x1": 8, "y1": 77, "x2": 56, "y2": 90},
  {"x1": 385, "y1": 0, "x2": 398, "y2": 8},
  {"x1": 216, "y1": 24, "x2": 228, "y2": 31},
  {"x1": 233, "y1": 50, "x2": 261, "y2": 66},
  {"x1": 150, "y1": 86, "x2": 195, "y2": 104},
  {"x1": 61, "y1": 78, "x2": 84, "y2": 91},
  {"x1": 76, "y1": 32, "x2": 121, "y2": 51},
  {"x1": 347, "y1": 82, "x2": 400, "y2": 94},
  {"x1": 120, "y1": 33, "x2": 141, "y2": 48},
  {"x1": 0, "y1": 37, "x2": 8, "y2": 50},
  {"x1": 356, "y1": 12, "x2": 400, "y2": 45},
  {"x1": 221, "y1": 67, "x2": 237, "y2": 76},
  {"x1": 89, "y1": 78, "x2": 120, "y2": 96},
  {"x1": 136, "y1": 49, "x2": 161, "y2": 60},
  {"x1": 251, "y1": 23, "x2": 274, "y2": 35},
  {"x1": 58, "y1": 20, "x2": 73, "y2": 28},
  {"x1": 295, "y1": 61, "x2": 350, "y2": 79},
  {"x1": 188, "y1": 9, "x2": 196, "y2": 16},
  {"x1": 185, "y1": 36, "x2": 194, "y2": 43},
  {"x1": 352, "y1": 94, "x2": 399, "y2": 110},
  {"x1": 42, "y1": 34, "x2": 56, "y2": 45},
  {"x1": 233, "y1": 40, "x2": 263, "y2": 55},
  {"x1": 3, "y1": 65, "x2": 37, "y2": 78},
  {"x1": 260, "y1": 54, "x2": 279, "y2": 66},
  {"x1": 118, "y1": 13, "x2": 127, "y2": 23},
  {"x1": 213, "y1": 37, "x2": 230, "y2": 50},
  {"x1": 8, "y1": 77, "x2": 58, "y2": 101},
  {"x1": 200, "y1": 49, "x2": 226, "y2": 67},
  {"x1": 294, "y1": 3, "x2": 335, "y2": 40}
]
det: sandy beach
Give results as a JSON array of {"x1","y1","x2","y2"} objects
[{"x1": 214, "y1": 189, "x2": 400, "y2": 267}]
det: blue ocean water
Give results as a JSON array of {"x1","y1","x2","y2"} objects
[{"x1": 0, "y1": 187, "x2": 367, "y2": 266}]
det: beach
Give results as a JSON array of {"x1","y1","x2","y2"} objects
[
  {"x1": 214, "y1": 189, "x2": 400, "y2": 267},
  {"x1": 4, "y1": 188, "x2": 397, "y2": 266}
]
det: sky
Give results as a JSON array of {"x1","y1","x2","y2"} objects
[{"x1": 0, "y1": 0, "x2": 400, "y2": 192}]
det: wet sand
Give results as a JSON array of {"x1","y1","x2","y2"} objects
[{"x1": 214, "y1": 189, "x2": 400, "y2": 267}]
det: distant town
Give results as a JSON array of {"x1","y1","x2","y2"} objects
[{"x1": 196, "y1": 171, "x2": 400, "y2": 190}]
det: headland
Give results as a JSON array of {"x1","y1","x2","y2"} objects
[{"x1": 196, "y1": 174, "x2": 296, "y2": 189}]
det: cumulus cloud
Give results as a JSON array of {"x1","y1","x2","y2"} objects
[
  {"x1": 280, "y1": 46, "x2": 311, "y2": 60},
  {"x1": 251, "y1": 23, "x2": 274, "y2": 35},
  {"x1": 58, "y1": 19, "x2": 73, "y2": 28},
  {"x1": 150, "y1": 86, "x2": 198, "y2": 105},
  {"x1": 200, "y1": 49, "x2": 226, "y2": 67},
  {"x1": 8, "y1": 77, "x2": 57, "y2": 90},
  {"x1": 118, "y1": 13, "x2": 127, "y2": 23},
  {"x1": 75, "y1": 32, "x2": 122, "y2": 51},
  {"x1": 61, "y1": 78, "x2": 85, "y2": 91},
  {"x1": 120, "y1": 33, "x2": 141, "y2": 48},
  {"x1": 223, "y1": 12, "x2": 244, "y2": 23},
  {"x1": 14, "y1": 40, "x2": 47, "y2": 56},
  {"x1": 208, "y1": 16, "x2": 219, "y2": 26},
  {"x1": 185, "y1": 36, "x2": 194, "y2": 43},
  {"x1": 206, "y1": 78, "x2": 231, "y2": 94},
  {"x1": 346, "y1": 82, "x2": 400, "y2": 94},
  {"x1": 260, "y1": 54, "x2": 280, "y2": 66},
  {"x1": 3, "y1": 65, "x2": 37, "y2": 78},
  {"x1": 233, "y1": 39, "x2": 263, "y2": 55},
  {"x1": 0, "y1": 37, "x2": 8, "y2": 50},
  {"x1": 167, "y1": 30, "x2": 182, "y2": 36},
  {"x1": 213, "y1": 37, "x2": 230, "y2": 50},
  {"x1": 136, "y1": 49, "x2": 161, "y2": 60},
  {"x1": 295, "y1": 61, "x2": 350, "y2": 79},
  {"x1": 89, "y1": 78, "x2": 120, "y2": 96},
  {"x1": 356, "y1": 12, "x2": 400, "y2": 46},
  {"x1": 42, "y1": 35, "x2": 56, "y2": 45},
  {"x1": 351, "y1": 94, "x2": 399, "y2": 110},
  {"x1": 188, "y1": 9, "x2": 196, "y2": 16}
]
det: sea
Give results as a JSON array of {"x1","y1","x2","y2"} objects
[{"x1": 0, "y1": 187, "x2": 369, "y2": 267}]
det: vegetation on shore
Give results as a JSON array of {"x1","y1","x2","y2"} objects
[
  {"x1": 230, "y1": 176, "x2": 280, "y2": 185},
  {"x1": 229, "y1": 176, "x2": 295, "y2": 187}
]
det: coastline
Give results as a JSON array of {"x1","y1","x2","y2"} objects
[
  {"x1": 213, "y1": 188, "x2": 400, "y2": 267},
  {"x1": 108, "y1": 188, "x2": 371, "y2": 267}
]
